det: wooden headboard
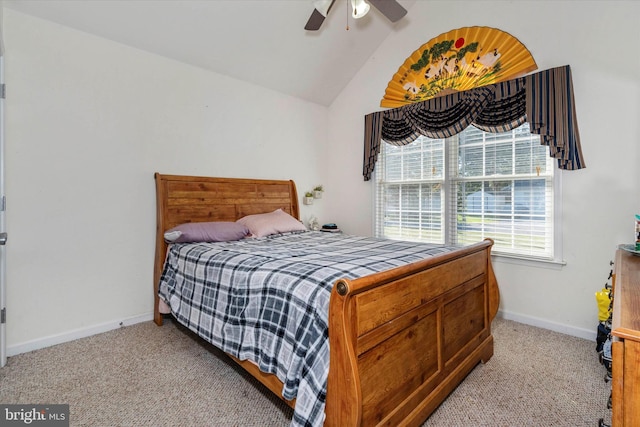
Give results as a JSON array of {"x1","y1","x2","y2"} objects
[{"x1": 153, "y1": 173, "x2": 300, "y2": 324}]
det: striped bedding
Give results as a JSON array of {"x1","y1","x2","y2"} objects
[{"x1": 158, "y1": 230, "x2": 458, "y2": 427}]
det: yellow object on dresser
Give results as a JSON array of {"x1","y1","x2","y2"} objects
[{"x1": 611, "y1": 248, "x2": 640, "y2": 426}]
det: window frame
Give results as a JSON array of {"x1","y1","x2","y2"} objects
[{"x1": 373, "y1": 125, "x2": 565, "y2": 267}]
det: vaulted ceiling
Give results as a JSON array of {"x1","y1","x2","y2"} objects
[{"x1": 4, "y1": 0, "x2": 416, "y2": 106}]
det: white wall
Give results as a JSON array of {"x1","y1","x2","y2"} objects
[
  {"x1": 326, "y1": 1, "x2": 640, "y2": 338},
  {"x1": 5, "y1": 1, "x2": 640, "y2": 354},
  {"x1": 3, "y1": 9, "x2": 329, "y2": 353}
]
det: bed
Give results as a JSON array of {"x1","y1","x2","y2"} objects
[{"x1": 153, "y1": 173, "x2": 500, "y2": 427}]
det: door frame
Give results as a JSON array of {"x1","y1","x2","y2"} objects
[{"x1": 0, "y1": 7, "x2": 7, "y2": 367}]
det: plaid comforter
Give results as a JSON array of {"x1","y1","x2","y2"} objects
[{"x1": 158, "y1": 231, "x2": 457, "y2": 427}]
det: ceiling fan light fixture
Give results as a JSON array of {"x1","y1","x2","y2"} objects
[
  {"x1": 351, "y1": 0, "x2": 370, "y2": 19},
  {"x1": 312, "y1": 0, "x2": 334, "y2": 17}
]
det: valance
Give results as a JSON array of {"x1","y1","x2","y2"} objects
[{"x1": 363, "y1": 65, "x2": 585, "y2": 181}]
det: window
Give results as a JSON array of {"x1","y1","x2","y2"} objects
[{"x1": 374, "y1": 123, "x2": 559, "y2": 261}]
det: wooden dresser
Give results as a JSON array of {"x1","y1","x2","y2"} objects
[{"x1": 611, "y1": 248, "x2": 640, "y2": 426}]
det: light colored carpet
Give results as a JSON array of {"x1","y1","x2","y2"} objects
[{"x1": 0, "y1": 317, "x2": 610, "y2": 426}]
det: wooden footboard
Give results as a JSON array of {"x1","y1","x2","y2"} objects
[
  {"x1": 326, "y1": 239, "x2": 498, "y2": 426},
  {"x1": 153, "y1": 173, "x2": 499, "y2": 426}
]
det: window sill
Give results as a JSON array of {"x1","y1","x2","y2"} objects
[{"x1": 491, "y1": 253, "x2": 566, "y2": 270}]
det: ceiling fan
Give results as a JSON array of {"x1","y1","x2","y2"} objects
[{"x1": 305, "y1": 0, "x2": 407, "y2": 31}]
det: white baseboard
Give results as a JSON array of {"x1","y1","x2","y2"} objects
[
  {"x1": 6, "y1": 313, "x2": 154, "y2": 357},
  {"x1": 497, "y1": 309, "x2": 597, "y2": 341},
  {"x1": 7, "y1": 310, "x2": 596, "y2": 357}
]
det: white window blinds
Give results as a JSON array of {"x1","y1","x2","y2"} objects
[{"x1": 375, "y1": 123, "x2": 557, "y2": 260}]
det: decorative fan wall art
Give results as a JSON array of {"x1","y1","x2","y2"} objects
[{"x1": 380, "y1": 26, "x2": 537, "y2": 108}]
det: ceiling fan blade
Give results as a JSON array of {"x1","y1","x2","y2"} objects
[
  {"x1": 368, "y1": 0, "x2": 407, "y2": 22},
  {"x1": 305, "y1": 9, "x2": 326, "y2": 31},
  {"x1": 304, "y1": 0, "x2": 336, "y2": 31}
]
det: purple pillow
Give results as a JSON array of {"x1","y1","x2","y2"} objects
[{"x1": 164, "y1": 221, "x2": 249, "y2": 243}]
